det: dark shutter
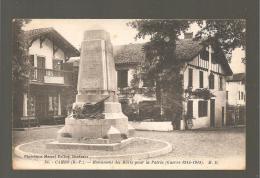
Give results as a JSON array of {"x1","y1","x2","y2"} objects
[
  {"x1": 209, "y1": 73, "x2": 214, "y2": 89},
  {"x1": 117, "y1": 70, "x2": 128, "y2": 88},
  {"x1": 187, "y1": 100, "x2": 193, "y2": 117},
  {"x1": 29, "y1": 55, "x2": 34, "y2": 66},
  {"x1": 198, "y1": 100, "x2": 208, "y2": 117},
  {"x1": 37, "y1": 56, "x2": 45, "y2": 68},
  {"x1": 226, "y1": 91, "x2": 229, "y2": 100},
  {"x1": 188, "y1": 68, "x2": 193, "y2": 87},
  {"x1": 219, "y1": 76, "x2": 223, "y2": 90},
  {"x1": 199, "y1": 71, "x2": 204, "y2": 88}
]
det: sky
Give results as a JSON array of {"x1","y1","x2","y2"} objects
[{"x1": 23, "y1": 19, "x2": 245, "y2": 73}]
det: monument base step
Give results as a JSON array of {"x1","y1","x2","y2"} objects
[
  {"x1": 46, "y1": 137, "x2": 136, "y2": 151},
  {"x1": 58, "y1": 116, "x2": 133, "y2": 139}
]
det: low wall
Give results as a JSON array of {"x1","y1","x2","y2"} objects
[{"x1": 129, "y1": 121, "x2": 173, "y2": 131}]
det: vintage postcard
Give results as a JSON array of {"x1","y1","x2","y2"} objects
[{"x1": 12, "y1": 19, "x2": 246, "y2": 170}]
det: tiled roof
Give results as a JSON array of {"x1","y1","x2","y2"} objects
[
  {"x1": 24, "y1": 27, "x2": 80, "y2": 57},
  {"x1": 113, "y1": 39, "x2": 205, "y2": 65},
  {"x1": 113, "y1": 43, "x2": 145, "y2": 64},
  {"x1": 227, "y1": 73, "x2": 245, "y2": 82},
  {"x1": 114, "y1": 39, "x2": 232, "y2": 75},
  {"x1": 67, "y1": 38, "x2": 232, "y2": 75}
]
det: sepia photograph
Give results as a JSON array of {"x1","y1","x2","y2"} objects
[{"x1": 12, "y1": 19, "x2": 246, "y2": 170}]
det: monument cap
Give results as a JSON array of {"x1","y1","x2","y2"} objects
[{"x1": 83, "y1": 30, "x2": 110, "y2": 41}]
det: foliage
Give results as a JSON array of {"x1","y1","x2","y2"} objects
[
  {"x1": 138, "y1": 101, "x2": 162, "y2": 121},
  {"x1": 195, "y1": 20, "x2": 246, "y2": 63},
  {"x1": 121, "y1": 102, "x2": 139, "y2": 121},
  {"x1": 12, "y1": 19, "x2": 31, "y2": 126},
  {"x1": 184, "y1": 87, "x2": 215, "y2": 101},
  {"x1": 128, "y1": 20, "x2": 193, "y2": 123},
  {"x1": 12, "y1": 19, "x2": 32, "y2": 91}
]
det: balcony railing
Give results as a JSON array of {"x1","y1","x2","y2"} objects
[{"x1": 29, "y1": 67, "x2": 73, "y2": 86}]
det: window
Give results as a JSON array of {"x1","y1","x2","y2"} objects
[
  {"x1": 53, "y1": 59, "x2": 63, "y2": 70},
  {"x1": 199, "y1": 71, "x2": 204, "y2": 88},
  {"x1": 187, "y1": 100, "x2": 193, "y2": 117},
  {"x1": 219, "y1": 76, "x2": 223, "y2": 90},
  {"x1": 29, "y1": 55, "x2": 34, "y2": 67},
  {"x1": 188, "y1": 68, "x2": 193, "y2": 87},
  {"x1": 117, "y1": 70, "x2": 128, "y2": 88},
  {"x1": 238, "y1": 91, "x2": 240, "y2": 100},
  {"x1": 198, "y1": 100, "x2": 208, "y2": 117},
  {"x1": 241, "y1": 92, "x2": 244, "y2": 100},
  {"x1": 209, "y1": 73, "x2": 214, "y2": 89},
  {"x1": 37, "y1": 56, "x2": 45, "y2": 68},
  {"x1": 27, "y1": 95, "x2": 35, "y2": 116},
  {"x1": 48, "y1": 95, "x2": 58, "y2": 115}
]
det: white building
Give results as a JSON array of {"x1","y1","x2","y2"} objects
[
  {"x1": 226, "y1": 73, "x2": 246, "y2": 106},
  {"x1": 21, "y1": 28, "x2": 79, "y2": 126}
]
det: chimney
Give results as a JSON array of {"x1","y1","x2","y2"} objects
[{"x1": 184, "y1": 32, "x2": 193, "y2": 39}]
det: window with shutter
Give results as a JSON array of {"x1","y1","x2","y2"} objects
[
  {"x1": 188, "y1": 68, "x2": 193, "y2": 87},
  {"x1": 219, "y1": 76, "x2": 223, "y2": 90},
  {"x1": 198, "y1": 100, "x2": 208, "y2": 117},
  {"x1": 209, "y1": 73, "x2": 214, "y2": 89},
  {"x1": 226, "y1": 91, "x2": 229, "y2": 100},
  {"x1": 199, "y1": 71, "x2": 204, "y2": 88},
  {"x1": 187, "y1": 100, "x2": 193, "y2": 117},
  {"x1": 117, "y1": 70, "x2": 128, "y2": 88},
  {"x1": 29, "y1": 55, "x2": 34, "y2": 66},
  {"x1": 53, "y1": 59, "x2": 63, "y2": 70}
]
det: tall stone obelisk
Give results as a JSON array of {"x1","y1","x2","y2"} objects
[
  {"x1": 58, "y1": 29, "x2": 132, "y2": 140},
  {"x1": 75, "y1": 30, "x2": 118, "y2": 106}
]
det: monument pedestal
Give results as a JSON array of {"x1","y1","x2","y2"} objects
[
  {"x1": 58, "y1": 101, "x2": 134, "y2": 140},
  {"x1": 54, "y1": 29, "x2": 134, "y2": 149}
]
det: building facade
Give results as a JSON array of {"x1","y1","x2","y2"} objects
[
  {"x1": 21, "y1": 28, "x2": 80, "y2": 126},
  {"x1": 225, "y1": 73, "x2": 246, "y2": 125},
  {"x1": 226, "y1": 73, "x2": 246, "y2": 106}
]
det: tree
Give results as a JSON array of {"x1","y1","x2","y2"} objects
[
  {"x1": 195, "y1": 20, "x2": 246, "y2": 63},
  {"x1": 12, "y1": 19, "x2": 31, "y2": 127},
  {"x1": 128, "y1": 20, "x2": 192, "y2": 127}
]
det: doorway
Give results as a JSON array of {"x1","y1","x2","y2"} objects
[{"x1": 36, "y1": 95, "x2": 48, "y2": 122}]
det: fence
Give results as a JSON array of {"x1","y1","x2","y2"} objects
[{"x1": 226, "y1": 105, "x2": 246, "y2": 126}]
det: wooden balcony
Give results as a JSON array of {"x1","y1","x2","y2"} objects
[{"x1": 29, "y1": 67, "x2": 73, "y2": 86}]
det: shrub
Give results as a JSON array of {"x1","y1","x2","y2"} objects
[
  {"x1": 121, "y1": 102, "x2": 139, "y2": 121},
  {"x1": 139, "y1": 101, "x2": 162, "y2": 121}
]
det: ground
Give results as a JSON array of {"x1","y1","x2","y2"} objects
[{"x1": 12, "y1": 126, "x2": 245, "y2": 169}]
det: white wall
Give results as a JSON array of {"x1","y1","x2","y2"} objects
[
  {"x1": 28, "y1": 38, "x2": 65, "y2": 69},
  {"x1": 226, "y1": 81, "x2": 245, "y2": 106},
  {"x1": 183, "y1": 65, "x2": 209, "y2": 89}
]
